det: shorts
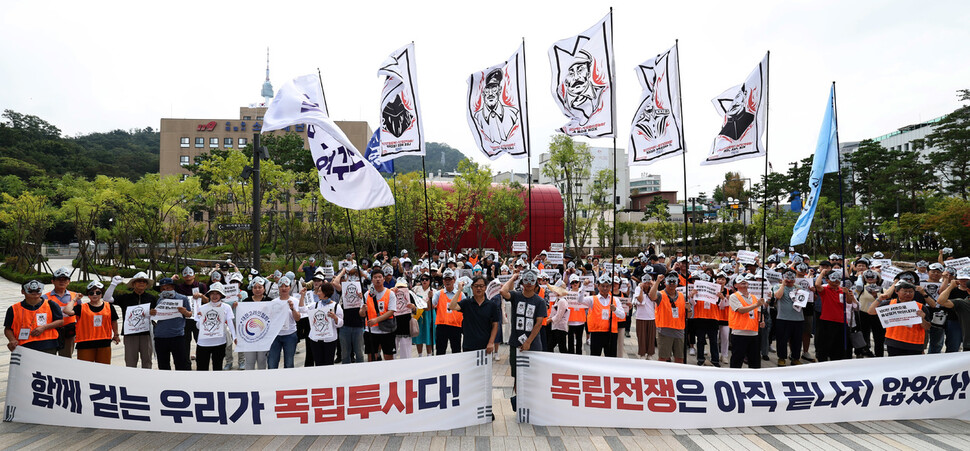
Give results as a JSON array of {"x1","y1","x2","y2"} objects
[
  {"x1": 803, "y1": 307, "x2": 815, "y2": 333},
  {"x1": 395, "y1": 314, "x2": 412, "y2": 336},
  {"x1": 657, "y1": 335, "x2": 685, "y2": 360},
  {"x1": 365, "y1": 332, "x2": 397, "y2": 355}
]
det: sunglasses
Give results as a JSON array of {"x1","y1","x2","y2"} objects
[{"x1": 90, "y1": 290, "x2": 103, "y2": 296}]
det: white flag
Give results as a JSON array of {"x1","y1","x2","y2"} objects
[
  {"x1": 548, "y1": 12, "x2": 615, "y2": 138},
  {"x1": 262, "y1": 74, "x2": 394, "y2": 210},
  {"x1": 466, "y1": 44, "x2": 529, "y2": 160},
  {"x1": 629, "y1": 44, "x2": 685, "y2": 166},
  {"x1": 702, "y1": 53, "x2": 769, "y2": 165},
  {"x1": 378, "y1": 43, "x2": 425, "y2": 160},
  {"x1": 234, "y1": 300, "x2": 291, "y2": 352}
]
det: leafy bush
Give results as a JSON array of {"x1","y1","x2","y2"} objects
[{"x1": 0, "y1": 263, "x2": 52, "y2": 284}]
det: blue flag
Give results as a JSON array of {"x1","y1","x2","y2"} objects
[
  {"x1": 365, "y1": 129, "x2": 394, "y2": 174},
  {"x1": 790, "y1": 84, "x2": 840, "y2": 247}
]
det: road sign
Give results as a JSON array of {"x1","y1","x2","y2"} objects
[{"x1": 218, "y1": 223, "x2": 252, "y2": 231}]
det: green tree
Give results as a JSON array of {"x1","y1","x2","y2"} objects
[
  {"x1": 541, "y1": 134, "x2": 592, "y2": 255},
  {"x1": 915, "y1": 89, "x2": 970, "y2": 200},
  {"x1": 0, "y1": 191, "x2": 58, "y2": 271},
  {"x1": 642, "y1": 195, "x2": 670, "y2": 222},
  {"x1": 481, "y1": 181, "x2": 527, "y2": 254}
]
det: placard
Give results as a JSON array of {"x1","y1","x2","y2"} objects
[
  {"x1": 321, "y1": 266, "x2": 335, "y2": 277},
  {"x1": 565, "y1": 291, "x2": 586, "y2": 309},
  {"x1": 688, "y1": 264, "x2": 701, "y2": 273},
  {"x1": 341, "y1": 281, "x2": 363, "y2": 309},
  {"x1": 764, "y1": 269, "x2": 782, "y2": 286},
  {"x1": 152, "y1": 296, "x2": 183, "y2": 321},
  {"x1": 122, "y1": 303, "x2": 151, "y2": 335},
  {"x1": 601, "y1": 262, "x2": 614, "y2": 273},
  {"x1": 920, "y1": 281, "x2": 942, "y2": 301},
  {"x1": 692, "y1": 280, "x2": 720, "y2": 303},
  {"x1": 485, "y1": 251, "x2": 500, "y2": 261},
  {"x1": 879, "y1": 266, "x2": 904, "y2": 289},
  {"x1": 549, "y1": 243, "x2": 564, "y2": 252},
  {"x1": 944, "y1": 256, "x2": 970, "y2": 270},
  {"x1": 579, "y1": 275, "x2": 595, "y2": 293},
  {"x1": 546, "y1": 251, "x2": 564, "y2": 265},
  {"x1": 870, "y1": 258, "x2": 892, "y2": 268},
  {"x1": 542, "y1": 269, "x2": 560, "y2": 282},
  {"x1": 746, "y1": 280, "x2": 768, "y2": 298},
  {"x1": 512, "y1": 241, "x2": 528, "y2": 252},
  {"x1": 876, "y1": 301, "x2": 923, "y2": 328},
  {"x1": 737, "y1": 250, "x2": 758, "y2": 265},
  {"x1": 223, "y1": 283, "x2": 240, "y2": 304},
  {"x1": 794, "y1": 278, "x2": 813, "y2": 291},
  {"x1": 792, "y1": 289, "x2": 812, "y2": 309}
]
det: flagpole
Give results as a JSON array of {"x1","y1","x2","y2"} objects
[
  {"x1": 393, "y1": 172, "x2": 399, "y2": 256},
  {"x1": 345, "y1": 209, "x2": 368, "y2": 334},
  {"x1": 523, "y1": 37, "x2": 533, "y2": 259},
  {"x1": 674, "y1": 39, "x2": 690, "y2": 365},
  {"x1": 832, "y1": 81, "x2": 849, "y2": 355},
  {"x1": 421, "y1": 156, "x2": 434, "y2": 264},
  {"x1": 757, "y1": 51, "x2": 771, "y2": 363}
]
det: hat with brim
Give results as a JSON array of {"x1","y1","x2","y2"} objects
[
  {"x1": 207, "y1": 282, "x2": 227, "y2": 297},
  {"x1": 129, "y1": 272, "x2": 154, "y2": 287}
]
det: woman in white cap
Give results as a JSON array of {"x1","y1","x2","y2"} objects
[
  {"x1": 63, "y1": 281, "x2": 120, "y2": 364},
  {"x1": 268, "y1": 276, "x2": 301, "y2": 368},
  {"x1": 195, "y1": 283, "x2": 236, "y2": 371},
  {"x1": 239, "y1": 276, "x2": 273, "y2": 370}
]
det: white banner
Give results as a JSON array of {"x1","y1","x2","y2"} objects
[
  {"x1": 515, "y1": 351, "x2": 970, "y2": 428},
  {"x1": 550, "y1": 243, "x2": 564, "y2": 252},
  {"x1": 378, "y1": 43, "x2": 425, "y2": 160},
  {"x1": 152, "y1": 296, "x2": 183, "y2": 321},
  {"x1": 876, "y1": 301, "x2": 923, "y2": 328},
  {"x1": 692, "y1": 280, "x2": 719, "y2": 304},
  {"x1": 764, "y1": 269, "x2": 782, "y2": 286},
  {"x1": 234, "y1": 301, "x2": 290, "y2": 352},
  {"x1": 945, "y1": 257, "x2": 970, "y2": 270},
  {"x1": 122, "y1": 303, "x2": 150, "y2": 335},
  {"x1": 548, "y1": 11, "x2": 615, "y2": 138},
  {"x1": 629, "y1": 44, "x2": 684, "y2": 166},
  {"x1": 703, "y1": 54, "x2": 769, "y2": 166},
  {"x1": 4, "y1": 348, "x2": 492, "y2": 435},
  {"x1": 262, "y1": 74, "x2": 394, "y2": 210},
  {"x1": 512, "y1": 241, "x2": 528, "y2": 252},
  {"x1": 546, "y1": 251, "x2": 564, "y2": 265},
  {"x1": 737, "y1": 250, "x2": 758, "y2": 265},
  {"x1": 870, "y1": 258, "x2": 892, "y2": 268},
  {"x1": 880, "y1": 266, "x2": 904, "y2": 289},
  {"x1": 466, "y1": 44, "x2": 529, "y2": 160}
]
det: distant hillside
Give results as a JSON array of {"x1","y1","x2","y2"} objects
[
  {"x1": 392, "y1": 142, "x2": 468, "y2": 175},
  {"x1": 0, "y1": 109, "x2": 159, "y2": 181}
]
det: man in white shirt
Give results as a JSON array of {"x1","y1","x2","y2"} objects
[
  {"x1": 359, "y1": 269, "x2": 397, "y2": 361},
  {"x1": 582, "y1": 274, "x2": 626, "y2": 357}
]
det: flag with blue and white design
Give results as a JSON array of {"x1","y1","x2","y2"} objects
[
  {"x1": 790, "y1": 84, "x2": 840, "y2": 246},
  {"x1": 365, "y1": 130, "x2": 394, "y2": 174}
]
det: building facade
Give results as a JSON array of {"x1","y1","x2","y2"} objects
[
  {"x1": 630, "y1": 174, "x2": 662, "y2": 196},
  {"x1": 537, "y1": 146, "x2": 631, "y2": 212}
]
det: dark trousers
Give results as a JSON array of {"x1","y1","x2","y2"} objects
[
  {"x1": 156, "y1": 336, "x2": 190, "y2": 370},
  {"x1": 183, "y1": 321, "x2": 198, "y2": 358},
  {"x1": 567, "y1": 325, "x2": 585, "y2": 355},
  {"x1": 859, "y1": 312, "x2": 885, "y2": 357},
  {"x1": 435, "y1": 325, "x2": 462, "y2": 355},
  {"x1": 730, "y1": 334, "x2": 761, "y2": 369},
  {"x1": 196, "y1": 344, "x2": 226, "y2": 371},
  {"x1": 308, "y1": 339, "x2": 339, "y2": 366},
  {"x1": 774, "y1": 319, "x2": 804, "y2": 360},
  {"x1": 816, "y1": 319, "x2": 847, "y2": 362},
  {"x1": 589, "y1": 331, "x2": 617, "y2": 357},
  {"x1": 548, "y1": 329, "x2": 568, "y2": 353},
  {"x1": 888, "y1": 346, "x2": 922, "y2": 357},
  {"x1": 693, "y1": 319, "x2": 719, "y2": 364},
  {"x1": 540, "y1": 325, "x2": 550, "y2": 352}
]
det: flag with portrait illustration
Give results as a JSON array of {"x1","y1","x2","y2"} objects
[
  {"x1": 702, "y1": 53, "x2": 769, "y2": 166},
  {"x1": 629, "y1": 44, "x2": 684, "y2": 166},
  {"x1": 548, "y1": 12, "x2": 615, "y2": 138},
  {"x1": 378, "y1": 43, "x2": 424, "y2": 160},
  {"x1": 466, "y1": 44, "x2": 529, "y2": 160}
]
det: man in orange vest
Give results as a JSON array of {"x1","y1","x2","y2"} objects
[
  {"x1": 5, "y1": 280, "x2": 65, "y2": 353},
  {"x1": 583, "y1": 274, "x2": 624, "y2": 357},
  {"x1": 431, "y1": 269, "x2": 464, "y2": 355},
  {"x1": 46, "y1": 267, "x2": 80, "y2": 357},
  {"x1": 648, "y1": 272, "x2": 688, "y2": 363},
  {"x1": 867, "y1": 280, "x2": 930, "y2": 356},
  {"x1": 360, "y1": 268, "x2": 398, "y2": 361}
]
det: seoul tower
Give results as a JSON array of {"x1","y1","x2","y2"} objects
[{"x1": 260, "y1": 48, "x2": 274, "y2": 106}]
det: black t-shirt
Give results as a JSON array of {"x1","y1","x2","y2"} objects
[
  {"x1": 75, "y1": 302, "x2": 120, "y2": 350},
  {"x1": 4, "y1": 300, "x2": 64, "y2": 351},
  {"x1": 457, "y1": 296, "x2": 501, "y2": 351},
  {"x1": 508, "y1": 291, "x2": 547, "y2": 351},
  {"x1": 112, "y1": 291, "x2": 158, "y2": 337}
]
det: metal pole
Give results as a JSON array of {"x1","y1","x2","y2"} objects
[
  {"x1": 252, "y1": 132, "x2": 261, "y2": 273},
  {"x1": 393, "y1": 172, "x2": 399, "y2": 256},
  {"x1": 421, "y1": 156, "x2": 434, "y2": 261},
  {"x1": 522, "y1": 37, "x2": 533, "y2": 257},
  {"x1": 832, "y1": 81, "x2": 850, "y2": 356}
]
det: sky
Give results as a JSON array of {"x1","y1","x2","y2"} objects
[{"x1": 2, "y1": 0, "x2": 969, "y2": 199}]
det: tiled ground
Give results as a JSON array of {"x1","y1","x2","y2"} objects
[{"x1": 2, "y1": 260, "x2": 969, "y2": 450}]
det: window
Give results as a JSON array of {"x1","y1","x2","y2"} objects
[
  {"x1": 179, "y1": 155, "x2": 190, "y2": 166},
  {"x1": 210, "y1": 137, "x2": 219, "y2": 148},
  {"x1": 193, "y1": 211, "x2": 204, "y2": 222},
  {"x1": 904, "y1": 143, "x2": 910, "y2": 151},
  {"x1": 224, "y1": 137, "x2": 233, "y2": 148},
  {"x1": 180, "y1": 137, "x2": 190, "y2": 148},
  {"x1": 243, "y1": 116, "x2": 252, "y2": 120},
  {"x1": 256, "y1": 116, "x2": 263, "y2": 120},
  {"x1": 238, "y1": 138, "x2": 248, "y2": 147},
  {"x1": 295, "y1": 212, "x2": 304, "y2": 222},
  {"x1": 195, "y1": 137, "x2": 204, "y2": 148}
]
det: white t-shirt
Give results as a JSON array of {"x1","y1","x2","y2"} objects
[
  {"x1": 196, "y1": 302, "x2": 235, "y2": 347},
  {"x1": 307, "y1": 301, "x2": 343, "y2": 343},
  {"x1": 368, "y1": 288, "x2": 397, "y2": 335},
  {"x1": 633, "y1": 285, "x2": 656, "y2": 320},
  {"x1": 276, "y1": 296, "x2": 299, "y2": 336}
]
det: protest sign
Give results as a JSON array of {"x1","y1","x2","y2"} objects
[
  {"x1": 223, "y1": 284, "x2": 240, "y2": 304},
  {"x1": 5, "y1": 348, "x2": 492, "y2": 435},
  {"x1": 151, "y1": 296, "x2": 183, "y2": 321},
  {"x1": 688, "y1": 264, "x2": 701, "y2": 273},
  {"x1": 550, "y1": 243, "x2": 564, "y2": 252},
  {"x1": 565, "y1": 291, "x2": 586, "y2": 309},
  {"x1": 737, "y1": 250, "x2": 758, "y2": 265},
  {"x1": 794, "y1": 278, "x2": 813, "y2": 292},
  {"x1": 764, "y1": 270, "x2": 782, "y2": 286},
  {"x1": 197, "y1": 303, "x2": 229, "y2": 342},
  {"x1": 944, "y1": 257, "x2": 970, "y2": 270},
  {"x1": 876, "y1": 301, "x2": 923, "y2": 328},
  {"x1": 546, "y1": 251, "x2": 564, "y2": 265},
  {"x1": 692, "y1": 280, "x2": 719, "y2": 303},
  {"x1": 235, "y1": 300, "x2": 291, "y2": 352},
  {"x1": 580, "y1": 275, "x2": 595, "y2": 293},
  {"x1": 515, "y1": 351, "x2": 970, "y2": 428},
  {"x1": 921, "y1": 281, "x2": 942, "y2": 301},
  {"x1": 879, "y1": 266, "x2": 904, "y2": 289},
  {"x1": 746, "y1": 280, "x2": 767, "y2": 298},
  {"x1": 870, "y1": 258, "x2": 892, "y2": 268},
  {"x1": 512, "y1": 241, "x2": 528, "y2": 252},
  {"x1": 341, "y1": 282, "x2": 363, "y2": 309},
  {"x1": 122, "y1": 303, "x2": 150, "y2": 335},
  {"x1": 308, "y1": 303, "x2": 339, "y2": 342},
  {"x1": 792, "y1": 289, "x2": 812, "y2": 309}
]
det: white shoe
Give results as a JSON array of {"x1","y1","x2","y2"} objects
[{"x1": 688, "y1": 347, "x2": 696, "y2": 356}]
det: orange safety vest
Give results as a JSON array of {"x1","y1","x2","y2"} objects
[
  {"x1": 884, "y1": 299, "x2": 926, "y2": 346},
  {"x1": 693, "y1": 291, "x2": 720, "y2": 320},
  {"x1": 11, "y1": 301, "x2": 59, "y2": 345},
  {"x1": 435, "y1": 289, "x2": 464, "y2": 327},
  {"x1": 656, "y1": 291, "x2": 686, "y2": 330},
  {"x1": 75, "y1": 302, "x2": 114, "y2": 343},
  {"x1": 538, "y1": 288, "x2": 552, "y2": 326},
  {"x1": 365, "y1": 289, "x2": 392, "y2": 323},
  {"x1": 46, "y1": 291, "x2": 78, "y2": 325},
  {"x1": 717, "y1": 290, "x2": 731, "y2": 322},
  {"x1": 587, "y1": 295, "x2": 619, "y2": 333},
  {"x1": 729, "y1": 292, "x2": 760, "y2": 332}
]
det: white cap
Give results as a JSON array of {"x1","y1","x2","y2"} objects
[
  {"x1": 442, "y1": 269, "x2": 456, "y2": 279},
  {"x1": 569, "y1": 274, "x2": 580, "y2": 283}
]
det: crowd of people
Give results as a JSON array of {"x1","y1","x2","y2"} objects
[{"x1": 5, "y1": 246, "x2": 969, "y2": 372}]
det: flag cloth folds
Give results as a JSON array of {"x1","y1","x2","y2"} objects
[
  {"x1": 365, "y1": 129, "x2": 394, "y2": 173},
  {"x1": 629, "y1": 44, "x2": 684, "y2": 166},
  {"x1": 466, "y1": 44, "x2": 529, "y2": 160},
  {"x1": 791, "y1": 84, "x2": 840, "y2": 246},
  {"x1": 262, "y1": 74, "x2": 394, "y2": 210},
  {"x1": 378, "y1": 43, "x2": 425, "y2": 160},
  {"x1": 702, "y1": 53, "x2": 768, "y2": 165},
  {"x1": 548, "y1": 12, "x2": 615, "y2": 138}
]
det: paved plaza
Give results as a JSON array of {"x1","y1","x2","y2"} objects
[{"x1": 1, "y1": 260, "x2": 969, "y2": 450}]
